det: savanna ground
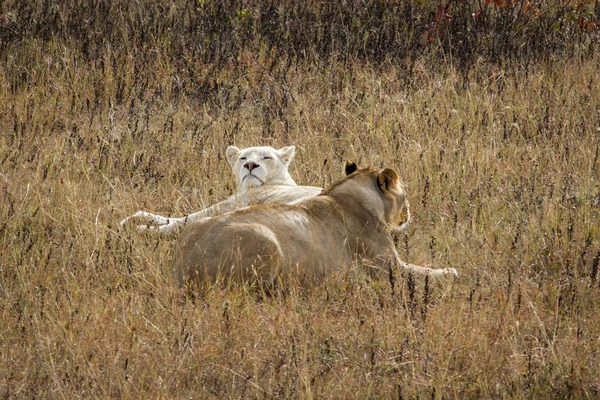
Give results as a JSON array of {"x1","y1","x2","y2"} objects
[{"x1": 1, "y1": 0, "x2": 600, "y2": 398}]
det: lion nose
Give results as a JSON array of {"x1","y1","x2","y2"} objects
[{"x1": 244, "y1": 162, "x2": 260, "y2": 172}]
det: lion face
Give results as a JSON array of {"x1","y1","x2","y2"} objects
[
  {"x1": 393, "y1": 197, "x2": 411, "y2": 232},
  {"x1": 226, "y1": 146, "x2": 297, "y2": 191},
  {"x1": 375, "y1": 167, "x2": 411, "y2": 232}
]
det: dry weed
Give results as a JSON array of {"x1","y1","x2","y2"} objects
[{"x1": 1, "y1": 2, "x2": 599, "y2": 398}]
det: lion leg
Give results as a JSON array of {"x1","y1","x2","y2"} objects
[
  {"x1": 119, "y1": 210, "x2": 174, "y2": 229},
  {"x1": 152, "y1": 217, "x2": 188, "y2": 234},
  {"x1": 120, "y1": 202, "x2": 226, "y2": 235},
  {"x1": 226, "y1": 224, "x2": 283, "y2": 287},
  {"x1": 178, "y1": 223, "x2": 283, "y2": 288},
  {"x1": 151, "y1": 199, "x2": 242, "y2": 235},
  {"x1": 123, "y1": 194, "x2": 248, "y2": 235},
  {"x1": 397, "y1": 257, "x2": 458, "y2": 278}
]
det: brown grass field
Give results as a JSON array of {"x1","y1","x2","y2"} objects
[{"x1": 1, "y1": 1, "x2": 600, "y2": 398}]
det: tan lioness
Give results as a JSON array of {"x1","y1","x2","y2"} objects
[{"x1": 172, "y1": 162, "x2": 457, "y2": 289}]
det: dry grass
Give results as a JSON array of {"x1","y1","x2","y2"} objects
[{"x1": 2, "y1": 1, "x2": 600, "y2": 398}]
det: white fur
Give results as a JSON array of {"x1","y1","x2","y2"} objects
[{"x1": 226, "y1": 145, "x2": 297, "y2": 190}]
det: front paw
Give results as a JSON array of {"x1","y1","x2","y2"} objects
[{"x1": 135, "y1": 224, "x2": 153, "y2": 232}]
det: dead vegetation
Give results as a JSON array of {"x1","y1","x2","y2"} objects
[{"x1": 1, "y1": 0, "x2": 599, "y2": 397}]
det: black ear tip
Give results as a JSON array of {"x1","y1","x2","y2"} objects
[{"x1": 344, "y1": 161, "x2": 358, "y2": 175}]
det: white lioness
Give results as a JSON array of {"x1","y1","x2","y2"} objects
[
  {"x1": 120, "y1": 146, "x2": 322, "y2": 234},
  {"x1": 173, "y1": 162, "x2": 457, "y2": 289}
]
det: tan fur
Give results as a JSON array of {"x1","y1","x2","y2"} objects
[{"x1": 173, "y1": 164, "x2": 457, "y2": 289}]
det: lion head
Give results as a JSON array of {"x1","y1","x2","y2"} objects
[
  {"x1": 343, "y1": 162, "x2": 411, "y2": 232},
  {"x1": 226, "y1": 146, "x2": 298, "y2": 191}
]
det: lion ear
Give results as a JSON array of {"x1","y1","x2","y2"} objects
[
  {"x1": 344, "y1": 161, "x2": 358, "y2": 176},
  {"x1": 377, "y1": 168, "x2": 400, "y2": 191},
  {"x1": 276, "y1": 146, "x2": 296, "y2": 167},
  {"x1": 226, "y1": 146, "x2": 241, "y2": 167}
]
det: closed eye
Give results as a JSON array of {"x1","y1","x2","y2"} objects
[
  {"x1": 240, "y1": 157, "x2": 247, "y2": 160},
  {"x1": 263, "y1": 156, "x2": 272, "y2": 160}
]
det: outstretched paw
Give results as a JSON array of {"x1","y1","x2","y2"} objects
[
  {"x1": 135, "y1": 220, "x2": 184, "y2": 234},
  {"x1": 134, "y1": 224, "x2": 157, "y2": 232},
  {"x1": 119, "y1": 211, "x2": 171, "y2": 231}
]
